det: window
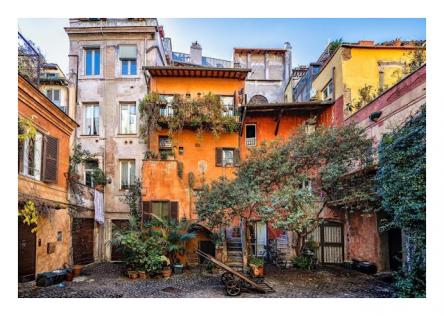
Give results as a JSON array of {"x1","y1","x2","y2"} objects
[
  {"x1": 159, "y1": 95, "x2": 174, "y2": 117},
  {"x1": 84, "y1": 160, "x2": 98, "y2": 188},
  {"x1": 151, "y1": 201, "x2": 178, "y2": 221},
  {"x1": 120, "y1": 160, "x2": 135, "y2": 190},
  {"x1": 19, "y1": 131, "x2": 43, "y2": 180},
  {"x1": 245, "y1": 124, "x2": 256, "y2": 147},
  {"x1": 159, "y1": 136, "x2": 172, "y2": 150},
  {"x1": 120, "y1": 103, "x2": 137, "y2": 134},
  {"x1": 83, "y1": 104, "x2": 99, "y2": 135},
  {"x1": 85, "y1": 48, "x2": 100, "y2": 76},
  {"x1": 121, "y1": 60, "x2": 137, "y2": 75},
  {"x1": 322, "y1": 80, "x2": 333, "y2": 101},
  {"x1": 216, "y1": 148, "x2": 240, "y2": 167},
  {"x1": 46, "y1": 89, "x2": 61, "y2": 107},
  {"x1": 119, "y1": 45, "x2": 137, "y2": 75},
  {"x1": 220, "y1": 96, "x2": 234, "y2": 116}
]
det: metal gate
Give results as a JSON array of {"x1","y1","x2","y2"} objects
[
  {"x1": 308, "y1": 221, "x2": 344, "y2": 264},
  {"x1": 72, "y1": 218, "x2": 95, "y2": 265}
]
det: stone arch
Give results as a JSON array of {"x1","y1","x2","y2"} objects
[{"x1": 249, "y1": 94, "x2": 268, "y2": 104}]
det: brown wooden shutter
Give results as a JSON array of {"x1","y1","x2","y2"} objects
[
  {"x1": 234, "y1": 148, "x2": 241, "y2": 166},
  {"x1": 170, "y1": 201, "x2": 178, "y2": 220},
  {"x1": 142, "y1": 201, "x2": 152, "y2": 224},
  {"x1": 215, "y1": 148, "x2": 223, "y2": 167},
  {"x1": 42, "y1": 135, "x2": 58, "y2": 183}
]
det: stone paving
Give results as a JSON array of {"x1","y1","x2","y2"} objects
[{"x1": 18, "y1": 262, "x2": 394, "y2": 298}]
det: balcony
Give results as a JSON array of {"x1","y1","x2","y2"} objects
[{"x1": 246, "y1": 137, "x2": 257, "y2": 147}]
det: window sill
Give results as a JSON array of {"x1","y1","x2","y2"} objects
[
  {"x1": 116, "y1": 133, "x2": 138, "y2": 137},
  {"x1": 79, "y1": 134, "x2": 100, "y2": 137}
]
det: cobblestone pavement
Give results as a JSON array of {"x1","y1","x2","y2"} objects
[{"x1": 18, "y1": 262, "x2": 394, "y2": 298}]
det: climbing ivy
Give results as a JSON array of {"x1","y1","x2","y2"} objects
[{"x1": 376, "y1": 105, "x2": 426, "y2": 297}]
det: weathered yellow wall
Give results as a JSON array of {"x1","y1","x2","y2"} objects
[{"x1": 313, "y1": 46, "x2": 423, "y2": 118}]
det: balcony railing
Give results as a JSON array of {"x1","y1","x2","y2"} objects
[{"x1": 246, "y1": 137, "x2": 256, "y2": 147}]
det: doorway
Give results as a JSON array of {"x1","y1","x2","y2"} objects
[
  {"x1": 18, "y1": 218, "x2": 36, "y2": 282},
  {"x1": 198, "y1": 240, "x2": 215, "y2": 263},
  {"x1": 308, "y1": 221, "x2": 344, "y2": 264},
  {"x1": 388, "y1": 228, "x2": 403, "y2": 271}
]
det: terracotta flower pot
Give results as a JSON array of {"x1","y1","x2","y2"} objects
[
  {"x1": 250, "y1": 265, "x2": 264, "y2": 277},
  {"x1": 162, "y1": 267, "x2": 172, "y2": 278},
  {"x1": 73, "y1": 265, "x2": 83, "y2": 277},
  {"x1": 66, "y1": 271, "x2": 74, "y2": 282},
  {"x1": 128, "y1": 270, "x2": 138, "y2": 279}
]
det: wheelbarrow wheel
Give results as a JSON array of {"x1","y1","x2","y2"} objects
[
  {"x1": 225, "y1": 279, "x2": 241, "y2": 296},
  {"x1": 221, "y1": 272, "x2": 234, "y2": 285}
]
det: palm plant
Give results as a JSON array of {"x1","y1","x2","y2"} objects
[{"x1": 145, "y1": 215, "x2": 196, "y2": 265}]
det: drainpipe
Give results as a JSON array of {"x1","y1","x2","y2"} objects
[{"x1": 68, "y1": 54, "x2": 79, "y2": 105}]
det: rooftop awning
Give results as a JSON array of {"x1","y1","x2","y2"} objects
[{"x1": 143, "y1": 66, "x2": 251, "y2": 80}]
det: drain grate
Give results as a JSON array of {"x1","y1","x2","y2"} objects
[{"x1": 161, "y1": 286, "x2": 182, "y2": 294}]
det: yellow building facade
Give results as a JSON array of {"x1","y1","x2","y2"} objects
[{"x1": 312, "y1": 41, "x2": 425, "y2": 121}]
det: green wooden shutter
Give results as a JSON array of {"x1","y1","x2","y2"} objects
[
  {"x1": 142, "y1": 201, "x2": 152, "y2": 225},
  {"x1": 170, "y1": 201, "x2": 178, "y2": 220},
  {"x1": 42, "y1": 135, "x2": 58, "y2": 183},
  {"x1": 215, "y1": 148, "x2": 223, "y2": 167},
  {"x1": 234, "y1": 148, "x2": 241, "y2": 166}
]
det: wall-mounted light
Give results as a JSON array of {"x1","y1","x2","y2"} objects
[{"x1": 369, "y1": 111, "x2": 382, "y2": 122}]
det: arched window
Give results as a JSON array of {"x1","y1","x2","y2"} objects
[{"x1": 249, "y1": 95, "x2": 268, "y2": 104}]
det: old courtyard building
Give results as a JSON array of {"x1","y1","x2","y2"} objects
[
  {"x1": 233, "y1": 43, "x2": 292, "y2": 104},
  {"x1": 18, "y1": 75, "x2": 78, "y2": 281},
  {"x1": 64, "y1": 18, "x2": 170, "y2": 263}
]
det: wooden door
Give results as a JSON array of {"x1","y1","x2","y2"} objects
[
  {"x1": 308, "y1": 222, "x2": 344, "y2": 264},
  {"x1": 111, "y1": 220, "x2": 129, "y2": 261},
  {"x1": 72, "y1": 218, "x2": 94, "y2": 265},
  {"x1": 18, "y1": 219, "x2": 36, "y2": 282}
]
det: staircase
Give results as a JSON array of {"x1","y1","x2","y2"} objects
[{"x1": 226, "y1": 237, "x2": 243, "y2": 271}]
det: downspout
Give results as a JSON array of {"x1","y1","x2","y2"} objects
[{"x1": 68, "y1": 54, "x2": 79, "y2": 105}]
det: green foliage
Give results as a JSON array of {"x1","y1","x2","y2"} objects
[
  {"x1": 291, "y1": 255, "x2": 311, "y2": 269},
  {"x1": 144, "y1": 149, "x2": 159, "y2": 160},
  {"x1": 92, "y1": 168, "x2": 106, "y2": 186},
  {"x1": 188, "y1": 172, "x2": 195, "y2": 188},
  {"x1": 197, "y1": 124, "x2": 374, "y2": 254},
  {"x1": 405, "y1": 49, "x2": 426, "y2": 74},
  {"x1": 139, "y1": 92, "x2": 239, "y2": 141},
  {"x1": 160, "y1": 150, "x2": 170, "y2": 160},
  {"x1": 18, "y1": 200, "x2": 39, "y2": 233},
  {"x1": 349, "y1": 84, "x2": 378, "y2": 113},
  {"x1": 18, "y1": 117, "x2": 36, "y2": 142},
  {"x1": 377, "y1": 105, "x2": 426, "y2": 298},
  {"x1": 177, "y1": 161, "x2": 184, "y2": 179},
  {"x1": 144, "y1": 215, "x2": 196, "y2": 264},
  {"x1": 328, "y1": 38, "x2": 343, "y2": 55},
  {"x1": 120, "y1": 178, "x2": 142, "y2": 219},
  {"x1": 69, "y1": 144, "x2": 93, "y2": 175},
  {"x1": 112, "y1": 217, "x2": 164, "y2": 272},
  {"x1": 249, "y1": 256, "x2": 264, "y2": 267}
]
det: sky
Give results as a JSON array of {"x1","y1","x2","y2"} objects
[{"x1": 17, "y1": 18, "x2": 426, "y2": 74}]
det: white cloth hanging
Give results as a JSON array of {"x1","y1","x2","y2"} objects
[{"x1": 94, "y1": 189, "x2": 104, "y2": 225}]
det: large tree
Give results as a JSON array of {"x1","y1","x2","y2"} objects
[{"x1": 197, "y1": 124, "x2": 375, "y2": 255}]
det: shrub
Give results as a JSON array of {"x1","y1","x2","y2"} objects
[
  {"x1": 144, "y1": 150, "x2": 159, "y2": 160},
  {"x1": 249, "y1": 256, "x2": 264, "y2": 267},
  {"x1": 291, "y1": 255, "x2": 311, "y2": 269},
  {"x1": 92, "y1": 168, "x2": 107, "y2": 186}
]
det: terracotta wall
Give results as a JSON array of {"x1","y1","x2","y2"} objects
[{"x1": 18, "y1": 76, "x2": 77, "y2": 274}]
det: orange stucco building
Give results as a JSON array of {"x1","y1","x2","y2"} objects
[
  {"x1": 18, "y1": 75, "x2": 78, "y2": 281},
  {"x1": 141, "y1": 66, "x2": 249, "y2": 265}
]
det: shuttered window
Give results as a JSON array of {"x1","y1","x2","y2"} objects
[
  {"x1": 42, "y1": 135, "x2": 59, "y2": 183},
  {"x1": 216, "y1": 148, "x2": 240, "y2": 167},
  {"x1": 20, "y1": 131, "x2": 43, "y2": 180},
  {"x1": 145, "y1": 201, "x2": 179, "y2": 222}
]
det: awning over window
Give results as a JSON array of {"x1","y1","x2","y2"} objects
[{"x1": 119, "y1": 45, "x2": 137, "y2": 60}]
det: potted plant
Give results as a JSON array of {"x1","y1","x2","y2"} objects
[
  {"x1": 249, "y1": 256, "x2": 265, "y2": 277},
  {"x1": 128, "y1": 270, "x2": 138, "y2": 279},
  {"x1": 161, "y1": 255, "x2": 172, "y2": 278},
  {"x1": 138, "y1": 271, "x2": 147, "y2": 279},
  {"x1": 92, "y1": 168, "x2": 107, "y2": 191},
  {"x1": 73, "y1": 264, "x2": 83, "y2": 277}
]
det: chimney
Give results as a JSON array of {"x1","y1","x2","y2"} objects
[
  {"x1": 283, "y1": 42, "x2": 292, "y2": 83},
  {"x1": 358, "y1": 40, "x2": 375, "y2": 46},
  {"x1": 190, "y1": 41, "x2": 202, "y2": 65}
]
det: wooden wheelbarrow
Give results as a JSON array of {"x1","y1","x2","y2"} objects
[{"x1": 196, "y1": 249, "x2": 274, "y2": 296}]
